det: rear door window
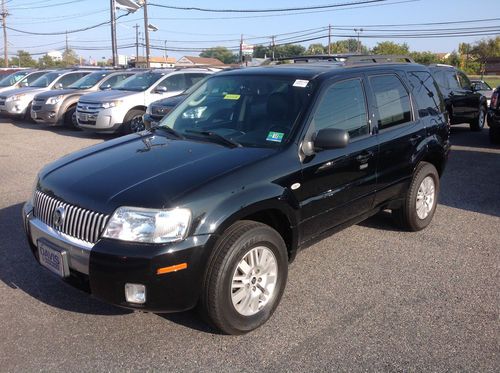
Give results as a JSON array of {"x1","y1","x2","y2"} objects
[
  {"x1": 407, "y1": 71, "x2": 444, "y2": 117},
  {"x1": 161, "y1": 74, "x2": 187, "y2": 91},
  {"x1": 446, "y1": 71, "x2": 460, "y2": 90},
  {"x1": 57, "y1": 73, "x2": 88, "y2": 88},
  {"x1": 312, "y1": 78, "x2": 369, "y2": 139},
  {"x1": 369, "y1": 74, "x2": 412, "y2": 130},
  {"x1": 457, "y1": 71, "x2": 471, "y2": 90}
]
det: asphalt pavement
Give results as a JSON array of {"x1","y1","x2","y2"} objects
[{"x1": 0, "y1": 120, "x2": 498, "y2": 372}]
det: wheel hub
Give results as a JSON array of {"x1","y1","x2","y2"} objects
[{"x1": 416, "y1": 176, "x2": 435, "y2": 220}]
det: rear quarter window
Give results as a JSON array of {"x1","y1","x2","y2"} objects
[{"x1": 407, "y1": 71, "x2": 445, "y2": 117}]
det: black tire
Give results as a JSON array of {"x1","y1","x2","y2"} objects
[
  {"x1": 123, "y1": 109, "x2": 145, "y2": 134},
  {"x1": 64, "y1": 105, "x2": 78, "y2": 129},
  {"x1": 489, "y1": 127, "x2": 500, "y2": 144},
  {"x1": 199, "y1": 220, "x2": 288, "y2": 335},
  {"x1": 24, "y1": 102, "x2": 34, "y2": 123},
  {"x1": 470, "y1": 105, "x2": 486, "y2": 131},
  {"x1": 393, "y1": 162, "x2": 440, "y2": 232}
]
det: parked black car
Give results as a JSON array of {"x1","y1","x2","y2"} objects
[
  {"x1": 487, "y1": 86, "x2": 500, "y2": 143},
  {"x1": 143, "y1": 94, "x2": 186, "y2": 129},
  {"x1": 429, "y1": 64, "x2": 488, "y2": 131},
  {"x1": 23, "y1": 55, "x2": 450, "y2": 334}
]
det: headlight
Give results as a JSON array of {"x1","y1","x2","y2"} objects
[
  {"x1": 46, "y1": 95, "x2": 63, "y2": 105},
  {"x1": 6, "y1": 94, "x2": 25, "y2": 102},
  {"x1": 27, "y1": 175, "x2": 38, "y2": 205},
  {"x1": 103, "y1": 207, "x2": 191, "y2": 243},
  {"x1": 101, "y1": 100, "x2": 122, "y2": 109}
]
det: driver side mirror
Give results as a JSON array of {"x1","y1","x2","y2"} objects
[
  {"x1": 154, "y1": 86, "x2": 168, "y2": 94},
  {"x1": 313, "y1": 128, "x2": 349, "y2": 150},
  {"x1": 54, "y1": 83, "x2": 63, "y2": 89},
  {"x1": 100, "y1": 84, "x2": 112, "y2": 90}
]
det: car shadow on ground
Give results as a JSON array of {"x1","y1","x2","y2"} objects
[
  {"x1": 156, "y1": 310, "x2": 220, "y2": 334},
  {"x1": 4, "y1": 117, "x2": 117, "y2": 141},
  {"x1": 0, "y1": 203, "x2": 131, "y2": 315},
  {"x1": 449, "y1": 124, "x2": 500, "y2": 150}
]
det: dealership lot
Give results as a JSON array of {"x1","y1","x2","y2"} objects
[{"x1": 0, "y1": 120, "x2": 498, "y2": 371}]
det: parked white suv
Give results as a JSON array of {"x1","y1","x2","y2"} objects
[{"x1": 76, "y1": 69, "x2": 212, "y2": 133}]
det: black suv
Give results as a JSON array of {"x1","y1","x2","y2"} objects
[
  {"x1": 487, "y1": 86, "x2": 500, "y2": 143},
  {"x1": 23, "y1": 55, "x2": 450, "y2": 334},
  {"x1": 429, "y1": 64, "x2": 488, "y2": 131}
]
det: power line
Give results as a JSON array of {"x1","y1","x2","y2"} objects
[
  {"x1": 9, "y1": 0, "x2": 85, "y2": 10},
  {"x1": 148, "y1": 0, "x2": 389, "y2": 13}
]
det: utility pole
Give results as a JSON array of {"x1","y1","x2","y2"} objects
[
  {"x1": 354, "y1": 28, "x2": 363, "y2": 54},
  {"x1": 239, "y1": 34, "x2": 243, "y2": 64},
  {"x1": 1, "y1": 0, "x2": 8, "y2": 67},
  {"x1": 133, "y1": 24, "x2": 139, "y2": 62},
  {"x1": 110, "y1": 0, "x2": 118, "y2": 67},
  {"x1": 328, "y1": 24, "x2": 331, "y2": 55},
  {"x1": 143, "y1": 0, "x2": 150, "y2": 68},
  {"x1": 163, "y1": 40, "x2": 167, "y2": 65},
  {"x1": 271, "y1": 35, "x2": 275, "y2": 60}
]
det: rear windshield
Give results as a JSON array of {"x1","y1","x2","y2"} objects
[
  {"x1": 113, "y1": 72, "x2": 164, "y2": 92},
  {"x1": 0, "y1": 71, "x2": 29, "y2": 87},
  {"x1": 30, "y1": 72, "x2": 61, "y2": 88}
]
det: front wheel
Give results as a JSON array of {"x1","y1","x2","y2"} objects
[
  {"x1": 393, "y1": 162, "x2": 440, "y2": 231},
  {"x1": 123, "y1": 109, "x2": 145, "y2": 134},
  {"x1": 64, "y1": 105, "x2": 78, "y2": 129},
  {"x1": 200, "y1": 221, "x2": 288, "y2": 335},
  {"x1": 470, "y1": 106, "x2": 486, "y2": 131}
]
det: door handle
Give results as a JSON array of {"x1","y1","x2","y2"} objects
[
  {"x1": 409, "y1": 135, "x2": 422, "y2": 145},
  {"x1": 356, "y1": 151, "x2": 374, "y2": 163}
]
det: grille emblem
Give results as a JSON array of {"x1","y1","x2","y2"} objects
[
  {"x1": 53, "y1": 206, "x2": 66, "y2": 228},
  {"x1": 81, "y1": 105, "x2": 89, "y2": 111}
]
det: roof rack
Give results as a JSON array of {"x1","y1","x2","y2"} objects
[{"x1": 272, "y1": 54, "x2": 415, "y2": 65}]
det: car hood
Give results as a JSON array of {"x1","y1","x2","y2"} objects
[
  {"x1": 38, "y1": 132, "x2": 275, "y2": 214},
  {"x1": 0, "y1": 86, "x2": 46, "y2": 97},
  {"x1": 79, "y1": 89, "x2": 138, "y2": 102},
  {"x1": 35, "y1": 88, "x2": 89, "y2": 99},
  {"x1": 152, "y1": 94, "x2": 186, "y2": 107}
]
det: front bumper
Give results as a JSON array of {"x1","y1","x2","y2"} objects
[
  {"x1": 23, "y1": 202, "x2": 214, "y2": 312},
  {"x1": 0, "y1": 99, "x2": 30, "y2": 116},
  {"x1": 77, "y1": 107, "x2": 127, "y2": 133},
  {"x1": 31, "y1": 103, "x2": 62, "y2": 125}
]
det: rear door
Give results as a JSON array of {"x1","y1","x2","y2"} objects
[
  {"x1": 298, "y1": 74, "x2": 378, "y2": 241},
  {"x1": 456, "y1": 70, "x2": 481, "y2": 119},
  {"x1": 366, "y1": 71, "x2": 425, "y2": 206}
]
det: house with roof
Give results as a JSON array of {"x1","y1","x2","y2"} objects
[
  {"x1": 133, "y1": 56, "x2": 176, "y2": 68},
  {"x1": 175, "y1": 56, "x2": 224, "y2": 67}
]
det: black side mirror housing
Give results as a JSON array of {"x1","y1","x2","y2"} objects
[{"x1": 314, "y1": 128, "x2": 349, "y2": 150}]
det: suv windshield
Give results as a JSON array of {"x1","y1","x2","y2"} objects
[
  {"x1": 30, "y1": 72, "x2": 61, "y2": 88},
  {"x1": 0, "y1": 71, "x2": 29, "y2": 87},
  {"x1": 113, "y1": 72, "x2": 164, "y2": 92},
  {"x1": 160, "y1": 75, "x2": 314, "y2": 147},
  {"x1": 68, "y1": 72, "x2": 110, "y2": 89}
]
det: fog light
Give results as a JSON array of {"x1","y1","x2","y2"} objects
[
  {"x1": 125, "y1": 283, "x2": 146, "y2": 304},
  {"x1": 48, "y1": 112, "x2": 56, "y2": 118}
]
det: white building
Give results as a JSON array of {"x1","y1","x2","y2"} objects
[{"x1": 46, "y1": 50, "x2": 63, "y2": 62}]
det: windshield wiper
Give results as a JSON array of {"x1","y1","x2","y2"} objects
[
  {"x1": 185, "y1": 130, "x2": 241, "y2": 148},
  {"x1": 150, "y1": 125, "x2": 185, "y2": 139}
]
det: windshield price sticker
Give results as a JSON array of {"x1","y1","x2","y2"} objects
[
  {"x1": 293, "y1": 79, "x2": 309, "y2": 88},
  {"x1": 224, "y1": 94, "x2": 241, "y2": 100},
  {"x1": 266, "y1": 131, "x2": 284, "y2": 143}
]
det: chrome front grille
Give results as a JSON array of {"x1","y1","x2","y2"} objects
[
  {"x1": 77, "y1": 101, "x2": 101, "y2": 114},
  {"x1": 151, "y1": 105, "x2": 172, "y2": 116},
  {"x1": 33, "y1": 190, "x2": 109, "y2": 244}
]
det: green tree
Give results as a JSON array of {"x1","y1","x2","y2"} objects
[
  {"x1": 328, "y1": 39, "x2": 367, "y2": 54},
  {"x1": 410, "y1": 51, "x2": 440, "y2": 65},
  {"x1": 273, "y1": 44, "x2": 306, "y2": 58},
  {"x1": 10, "y1": 50, "x2": 36, "y2": 67},
  {"x1": 253, "y1": 45, "x2": 270, "y2": 58},
  {"x1": 200, "y1": 46, "x2": 237, "y2": 64},
  {"x1": 446, "y1": 52, "x2": 460, "y2": 67},
  {"x1": 372, "y1": 41, "x2": 410, "y2": 55},
  {"x1": 38, "y1": 55, "x2": 57, "y2": 68},
  {"x1": 306, "y1": 43, "x2": 326, "y2": 55},
  {"x1": 470, "y1": 36, "x2": 500, "y2": 74},
  {"x1": 62, "y1": 48, "x2": 79, "y2": 66}
]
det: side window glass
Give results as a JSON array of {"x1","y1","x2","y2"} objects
[
  {"x1": 446, "y1": 71, "x2": 460, "y2": 90},
  {"x1": 187, "y1": 73, "x2": 209, "y2": 86},
  {"x1": 162, "y1": 74, "x2": 187, "y2": 91},
  {"x1": 457, "y1": 72, "x2": 471, "y2": 90},
  {"x1": 408, "y1": 71, "x2": 444, "y2": 117},
  {"x1": 313, "y1": 79, "x2": 369, "y2": 139},
  {"x1": 370, "y1": 74, "x2": 412, "y2": 130},
  {"x1": 58, "y1": 73, "x2": 84, "y2": 88}
]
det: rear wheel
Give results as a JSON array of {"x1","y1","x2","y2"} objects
[
  {"x1": 123, "y1": 109, "x2": 145, "y2": 134},
  {"x1": 470, "y1": 106, "x2": 486, "y2": 131},
  {"x1": 24, "y1": 102, "x2": 34, "y2": 123},
  {"x1": 199, "y1": 221, "x2": 288, "y2": 335},
  {"x1": 393, "y1": 162, "x2": 439, "y2": 231}
]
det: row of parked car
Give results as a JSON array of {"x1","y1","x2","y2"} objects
[
  {"x1": 0, "y1": 67, "x2": 213, "y2": 133},
  {"x1": 0, "y1": 62, "x2": 498, "y2": 143}
]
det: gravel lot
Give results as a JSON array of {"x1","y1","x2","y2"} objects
[{"x1": 0, "y1": 120, "x2": 498, "y2": 372}]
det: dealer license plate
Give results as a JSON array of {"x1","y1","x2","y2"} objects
[
  {"x1": 37, "y1": 240, "x2": 69, "y2": 277},
  {"x1": 78, "y1": 113, "x2": 88, "y2": 122}
]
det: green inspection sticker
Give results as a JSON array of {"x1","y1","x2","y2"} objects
[
  {"x1": 266, "y1": 131, "x2": 284, "y2": 143},
  {"x1": 224, "y1": 94, "x2": 241, "y2": 100}
]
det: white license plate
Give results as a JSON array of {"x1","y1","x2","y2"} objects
[
  {"x1": 32, "y1": 111, "x2": 37, "y2": 119},
  {"x1": 38, "y1": 241, "x2": 69, "y2": 277},
  {"x1": 78, "y1": 113, "x2": 88, "y2": 122}
]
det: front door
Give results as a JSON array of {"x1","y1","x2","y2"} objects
[{"x1": 298, "y1": 75, "x2": 378, "y2": 243}]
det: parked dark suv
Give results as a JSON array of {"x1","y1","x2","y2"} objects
[
  {"x1": 429, "y1": 64, "x2": 488, "y2": 131},
  {"x1": 23, "y1": 55, "x2": 450, "y2": 334},
  {"x1": 487, "y1": 86, "x2": 500, "y2": 143}
]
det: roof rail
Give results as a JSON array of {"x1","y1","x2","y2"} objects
[{"x1": 271, "y1": 54, "x2": 415, "y2": 65}]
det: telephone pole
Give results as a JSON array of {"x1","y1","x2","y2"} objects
[
  {"x1": 143, "y1": 0, "x2": 150, "y2": 68},
  {"x1": 133, "y1": 24, "x2": 139, "y2": 61},
  {"x1": 239, "y1": 34, "x2": 243, "y2": 64},
  {"x1": 328, "y1": 24, "x2": 331, "y2": 55},
  {"x1": 1, "y1": 0, "x2": 8, "y2": 67},
  {"x1": 110, "y1": 0, "x2": 118, "y2": 67},
  {"x1": 271, "y1": 35, "x2": 276, "y2": 60}
]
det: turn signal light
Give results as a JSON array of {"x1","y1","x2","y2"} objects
[{"x1": 156, "y1": 263, "x2": 188, "y2": 275}]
